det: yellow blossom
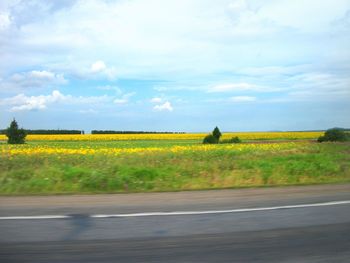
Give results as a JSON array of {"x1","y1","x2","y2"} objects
[{"x1": 0, "y1": 131, "x2": 323, "y2": 142}]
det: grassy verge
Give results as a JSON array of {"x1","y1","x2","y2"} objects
[{"x1": 0, "y1": 142, "x2": 349, "y2": 195}]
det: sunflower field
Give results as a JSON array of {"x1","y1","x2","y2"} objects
[{"x1": 0, "y1": 131, "x2": 349, "y2": 195}]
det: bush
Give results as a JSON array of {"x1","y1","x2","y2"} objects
[
  {"x1": 220, "y1": 136, "x2": 241, "y2": 144},
  {"x1": 203, "y1": 126, "x2": 222, "y2": 144},
  {"x1": 5, "y1": 119, "x2": 27, "y2": 144},
  {"x1": 203, "y1": 134, "x2": 218, "y2": 144},
  {"x1": 318, "y1": 128, "x2": 349, "y2": 142}
]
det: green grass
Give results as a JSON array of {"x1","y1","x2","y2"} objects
[{"x1": 0, "y1": 141, "x2": 349, "y2": 195}]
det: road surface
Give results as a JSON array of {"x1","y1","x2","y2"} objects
[{"x1": 0, "y1": 184, "x2": 350, "y2": 262}]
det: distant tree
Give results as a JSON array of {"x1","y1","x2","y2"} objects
[
  {"x1": 202, "y1": 126, "x2": 223, "y2": 144},
  {"x1": 318, "y1": 128, "x2": 349, "y2": 142},
  {"x1": 212, "y1": 126, "x2": 222, "y2": 141},
  {"x1": 5, "y1": 119, "x2": 27, "y2": 144}
]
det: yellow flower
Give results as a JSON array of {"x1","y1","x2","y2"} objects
[
  {"x1": 0, "y1": 131, "x2": 323, "y2": 142},
  {"x1": 0, "y1": 141, "x2": 303, "y2": 156}
]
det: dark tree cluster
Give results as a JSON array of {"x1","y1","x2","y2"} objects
[
  {"x1": 203, "y1": 126, "x2": 222, "y2": 144},
  {"x1": 5, "y1": 119, "x2": 27, "y2": 144},
  {"x1": 318, "y1": 128, "x2": 350, "y2": 142},
  {"x1": 203, "y1": 126, "x2": 242, "y2": 144},
  {"x1": 0, "y1": 129, "x2": 83, "y2": 135}
]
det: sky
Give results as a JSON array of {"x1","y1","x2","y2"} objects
[{"x1": 0, "y1": 0, "x2": 349, "y2": 132}]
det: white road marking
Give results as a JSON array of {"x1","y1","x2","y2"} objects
[
  {"x1": 0, "y1": 215, "x2": 70, "y2": 220},
  {"x1": 0, "y1": 200, "x2": 349, "y2": 220},
  {"x1": 92, "y1": 200, "x2": 350, "y2": 218}
]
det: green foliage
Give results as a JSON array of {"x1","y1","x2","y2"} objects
[
  {"x1": 220, "y1": 136, "x2": 242, "y2": 144},
  {"x1": 203, "y1": 134, "x2": 218, "y2": 144},
  {"x1": 203, "y1": 126, "x2": 222, "y2": 144},
  {"x1": 5, "y1": 119, "x2": 27, "y2": 144},
  {"x1": 212, "y1": 126, "x2": 222, "y2": 141},
  {"x1": 318, "y1": 128, "x2": 349, "y2": 142}
]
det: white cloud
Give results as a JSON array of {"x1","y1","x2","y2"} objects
[
  {"x1": 153, "y1": 101, "x2": 173, "y2": 112},
  {"x1": 1, "y1": 70, "x2": 67, "y2": 91},
  {"x1": 1, "y1": 0, "x2": 349, "y2": 79},
  {"x1": 285, "y1": 72, "x2": 350, "y2": 100},
  {"x1": 29, "y1": 70, "x2": 55, "y2": 79},
  {"x1": 0, "y1": 90, "x2": 111, "y2": 112},
  {"x1": 150, "y1": 97, "x2": 162, "y2": 103},
  {"x1": 289, "y1": 72, "x2": 350, "y2": 92},
  {"x1": 258, "y1": 0, "x2": 350, "y2": 32},
  {"x1": 237, "y1": 65, "x2": 309, "y2": 76},
  {"x1": 0, "y1": 12, "x2": 11, "y2": 30},
  {"x1": 90, "y1": 60, "x2": 106, "y2": 73},
  {"x1": 229, "y1": 96, "x2": 256, "y2": 102},
  {"x1": 209, "y1": 83, "x2": 258, "y2": 92},
  {"x1": 113, "y1": 92, "x2": 136, "y2": 105},
  {"x1": 79, "y1": 109, "x2": 98, "y2": 114},
  {"x1": 97, "y1": 85, "x2": 122, "y2": 94},
  {"x1": 113, "y1": 98, "x2": 128, "y2": 105},
  {"x1": 153, "y1": 86, "x2": 168, "y2": 92},
  {"x1": 71, "y1": 95, "x2": 111, "y2": 104},
  {"x1": 208, "y1": 83, "x2": 277, "y2": 93},
  {"x1": 1, "y1": 90, "x2": 65, "y2": 111},
  {"x1": 89, "y1": 60, "x2": 117, "y2": 80}
]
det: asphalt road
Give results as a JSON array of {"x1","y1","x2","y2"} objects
[{"x1": 0, "y1": 184, "x2": 350, "y2": 262}]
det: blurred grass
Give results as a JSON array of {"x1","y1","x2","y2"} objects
[{"x1": 0, "y1": 142, "x2": 349, "y2": 195}]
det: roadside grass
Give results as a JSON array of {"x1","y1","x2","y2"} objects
[{"x1": 0, "y1": 142, "x2": 349, "y2": 195}]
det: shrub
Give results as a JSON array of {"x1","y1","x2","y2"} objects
[
  {"x1": 317, "y1": 128, "x2": 349, "y2": 142},
  {"x1": 203, "y1": 134, "x2": 218, "y2": 144},
  {"x1": 202, "y1": 126, "x2": 227, "y2": 144},
  {"x1": 5, "y1": 119, "x2": 27, "y2": 144},
  {"x1": 220, "y1": 136, "x2": 242, "y2": 144}
]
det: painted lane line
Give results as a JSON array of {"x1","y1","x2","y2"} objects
[
  {"x1": 91, "y1": 200, "x2": 350, "y2": 218},
  {"x1": 0, "y1": 215, "x2": 70, "y2": 220},
  {"x1": 0, "y1": 200, "x2": 349, "y2": 220}
]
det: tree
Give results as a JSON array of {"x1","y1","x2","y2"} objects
[
  {"x1": 212, "y1": 126, "x2": 222, "y2": 141},
  {"x1": 317, "y1": 128, "x2": 349, "y2": 142},
  {"x1": 5, "y1": 119, "x2": 27, "y2": 144},
  {"x1": 202, "y1": 126, "x2": 222, "y2": 144}
]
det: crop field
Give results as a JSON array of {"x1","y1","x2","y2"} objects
[
  {"x1": 0, "y1": 131, "x2": 349, "y2": 195},
  {"x1": 0, "y1": 131, "x2": 324, "y2": 141}
]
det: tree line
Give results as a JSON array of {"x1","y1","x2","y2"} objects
[
  {"x1": 0, "y1": 129, "x2": 83, "y2": 135},
  {"x1": 91, "y1": 130, "x2": 186, "y2": 134},
  {"x1": 0, "y1": 129, "x2": 187, "y2": 135},
  {"x1": 3, "y1": 119, "x2": 349, "y2": 144}
]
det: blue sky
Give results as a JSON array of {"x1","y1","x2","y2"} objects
[{"x1": 0, "y1": 0, "x2": 349, "y2": 132}]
